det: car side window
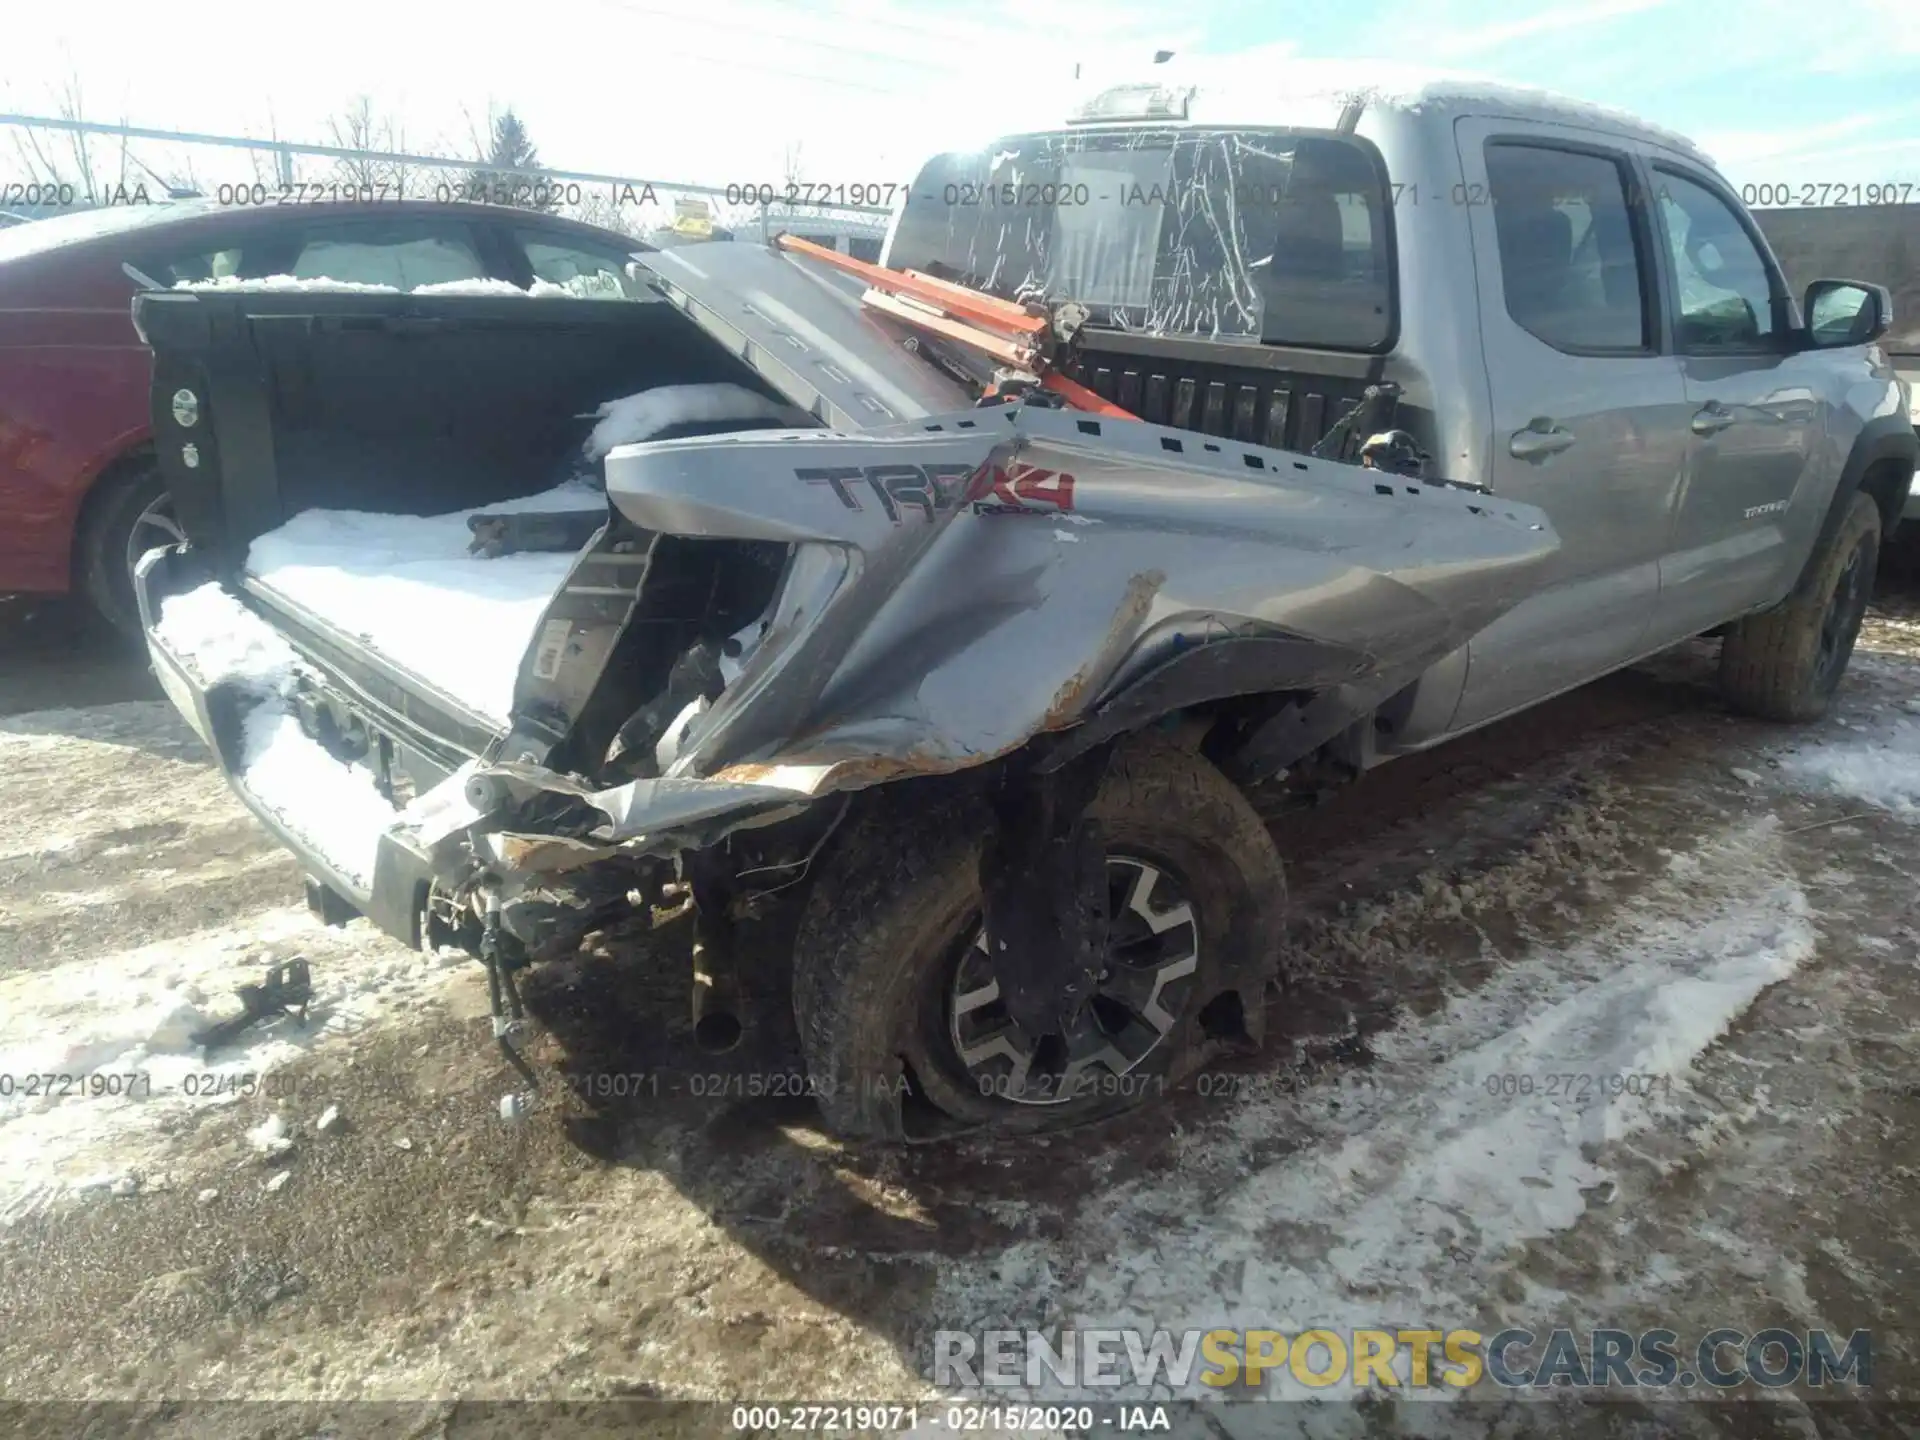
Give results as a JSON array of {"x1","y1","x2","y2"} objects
[
  {"x1": 1484, "y1": 142, "x2": 1650, "y2": 354},
  {"x1": 1653, "y1": 168, "x2": 1780, "y2": 350},
  {"x1": 514, "y1": 230, "x2": 636, "y2": 297},
  {"x1": 145, "y1": 242, "x2": 246, "y2": 285},
  {"x1": 288, "y1": 221, "x2": 488, "y2": 290}
]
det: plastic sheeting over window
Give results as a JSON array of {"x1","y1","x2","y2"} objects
[{"x1": 889, "y1": 127, "x2": 1394, "y2": 351}]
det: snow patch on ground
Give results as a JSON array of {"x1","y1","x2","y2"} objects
[
  {"x1": 1779, "y1": 710, "x2": 1920, "y2": 818},
  {"x1": 0, "y1": 907, "x2": 470, "y2": 1227},
  {"x1": 585, "y1": 383, "x2": 811, "y2": 461},
  {"x1": 244, "y1": 482, "x2": 598, "y2": 723},
  {"x1": 934, "y1": 820, "x2": 1813, "y2": 1400}
]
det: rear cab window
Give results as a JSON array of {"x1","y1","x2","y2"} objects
[{"x1": 886, "y1": 127, "x2": 1396, "y2": 352}]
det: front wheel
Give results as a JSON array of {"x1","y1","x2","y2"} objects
[
  {"x1": 790, "y1": 739, "x2": 1286, "y2": 1139},
  {"x1": 1720, "y1": 490, "x2": 1880, "y2": 723}
]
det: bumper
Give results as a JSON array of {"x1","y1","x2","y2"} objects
[
  {"x1": 137, "y1": 546, "x2": 817, "y2": 946},
  {"x1": 136, "y1": 547, "x2": 471, "y2": 948}
]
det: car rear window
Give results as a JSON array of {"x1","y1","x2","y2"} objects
[{"x1": 288, "y1": 222, "x2": 488, "y2": 291}]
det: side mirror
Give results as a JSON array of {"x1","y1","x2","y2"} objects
[{"x1": 1803, "y1": 279, "x2": 1892, "y2": 348}]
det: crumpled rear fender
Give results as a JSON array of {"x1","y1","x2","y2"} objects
[{"x1": 460, "y1": 402, "x2": 1557, "y2": 875}]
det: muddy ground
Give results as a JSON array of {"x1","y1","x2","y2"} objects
[{"x1": 1, "y1": 556, "x2": 1918, "y2": 1439}]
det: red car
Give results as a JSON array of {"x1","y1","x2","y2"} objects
[{"x1": 0, "y1": 200, "x2": 650, "y2": 632}]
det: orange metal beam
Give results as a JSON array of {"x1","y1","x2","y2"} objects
[
  {"x1": 1041, "y1": 371, "x2": 1136, "y2": 419},
  {"x1": 860, "y1": 289, "x2": 1038, "y2": 369},
  {"x1": 773, "y1": 231, "x2": 1136, "y2": 421},
  {"x1": 775, "y1": 233, "x2": 1047, "y2": 336}
]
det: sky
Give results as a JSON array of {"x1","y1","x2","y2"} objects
[{"x1": 3, "y1": 0, "x2": 1918, "y2": 207}]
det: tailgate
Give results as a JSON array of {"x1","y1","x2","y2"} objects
[
  {"x1": 131, "y1": 285, "x2": 747, "y2": 574},
  {"x1": 130, "y1": 284, "x2": 759, "y2": 761}
]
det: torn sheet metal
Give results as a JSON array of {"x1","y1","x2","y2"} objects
[{"x1": 465, "y1": 398, "x2": 1557, "y2": 875}]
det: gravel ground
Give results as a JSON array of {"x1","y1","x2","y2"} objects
[{"x1": 0, "y1": 558, "x2": 1917, "y2": 1438}]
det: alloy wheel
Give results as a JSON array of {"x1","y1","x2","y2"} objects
[{"x1": 945, "y1": 855, "x2": 1200, "y2": 1106}]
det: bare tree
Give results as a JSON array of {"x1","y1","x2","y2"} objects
[
  {"x1": 8, "y1": 72, "x2": 146, "y2": 204},
  {"x1": 325, "y1": 96, "x2": 428, "y2": 198},
  {"x1": 246, "y1": 109, "x2": 306, "y2": 195}
]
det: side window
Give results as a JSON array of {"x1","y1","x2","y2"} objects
[
  {"x1": 288, "y1": 221, "x2": 487, "y2": 290},
  {"x1": 145, "y1": 242, "x2": 246, "y2": 285},
  {"x1": 515, "y1": 230, "x2": 637, "y2": 297},
  {"x1": 1653, "y1": 169, "x2": 1779, "y2": 350},
  {"x1": 1484, "y1": 143, "x2": 1649, "y2": 353}
]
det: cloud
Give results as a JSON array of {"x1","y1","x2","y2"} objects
[
  {"x1": 1694, "y1": 101, "x2": 1920, "y2": 166},
  {"x1": 1427, "y1": 0, "x2": 1669, "y2": 58}
]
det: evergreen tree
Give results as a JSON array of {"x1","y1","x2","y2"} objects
[{"x1": 464, "y1": 108, "x2": 557, "y2": 210}]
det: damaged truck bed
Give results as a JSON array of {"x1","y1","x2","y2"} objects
[{"x1": 131, "y1": 230, "x2": 1558, "y2": 1138}]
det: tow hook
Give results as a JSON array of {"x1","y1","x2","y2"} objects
[
  {"x1": 189, "y1": 957, "x2": 313, "y2": 1051},
  {"x1": 480, "y1": 889, "x2": 538, "y2": 1118}
]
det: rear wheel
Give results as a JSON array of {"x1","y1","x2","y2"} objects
[
  {"x1": 79, "y1": 459, "x2": 181, "y2": 637},
  {"x1": 1720, "y1": 491, "x2": 1880, "y2": 722},
  {"x1": 791, "y1": 739, "x2": 1285, "y2": 1139}
]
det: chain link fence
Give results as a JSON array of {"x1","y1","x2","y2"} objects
[{"x1": 0, "y1": 114, "x2": 891, "y2": 255}]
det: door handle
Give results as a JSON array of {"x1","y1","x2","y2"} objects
[
  {"x1": 1690, "y1": 403, "x2": 1737, "y2": 436},
  {"x1": 1508, "y1": 421, "x2": 1577, "y2": 460}
]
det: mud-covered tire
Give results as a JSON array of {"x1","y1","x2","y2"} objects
[
  {"x1": 790, "y1": 738, "x2": 1286, "y2": 1140},
  {"x1": 1720, "y1": 491, "x2": 1880, "y2": 723},
  {"x1": 78, "y1": 457, "x2": 179, "y2": 638}
]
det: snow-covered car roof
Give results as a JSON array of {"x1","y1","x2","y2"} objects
[{"x1": 1059, "y1": 57, "x2": 1712, "y2": 166}]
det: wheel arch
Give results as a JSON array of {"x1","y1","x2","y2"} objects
[
  {"x1": 1031, "y1": 631, "x2": 1376, "y2": 776},
  {"x1": 1812, "y1": 417, "x2": 1915, "y2": 584},
  {"x1": 68, "y1": 437, "x2": 160, "y2": 583}
]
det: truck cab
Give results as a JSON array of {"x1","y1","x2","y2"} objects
[{"x1": 881, "y1": 69, "x2": 1915, "y2": 742}]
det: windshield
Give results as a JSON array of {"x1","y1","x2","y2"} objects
[{"x1": 887, "y1": 127, "x2": 1395, "y2": 351}]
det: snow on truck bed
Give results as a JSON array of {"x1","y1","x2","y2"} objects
[
  {"x1": 235, "y1": 383, "x2": 803, "y2": 724},
  {"x1": 145, "y1": 384, "x2": 808, "y2": 884},
  {"x1": 245, "y1": 480, "x2": 598, "y2": 724}
]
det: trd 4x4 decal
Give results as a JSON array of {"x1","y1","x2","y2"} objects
[
  {"x1": 973, "y1": 462, "x2": 1077, "y2": 517},
  {"x1": 795, "y1": 461, "x2": 1077, "y2": 523}
]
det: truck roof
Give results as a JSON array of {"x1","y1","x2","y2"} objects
[{"x1": 1061, "y1": 57, "x2": 1713, "y2": 168}]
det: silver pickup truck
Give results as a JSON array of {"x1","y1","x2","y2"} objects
[{"x1": 130, "y1": 73, "x2": 1916, "y2": 1140}]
